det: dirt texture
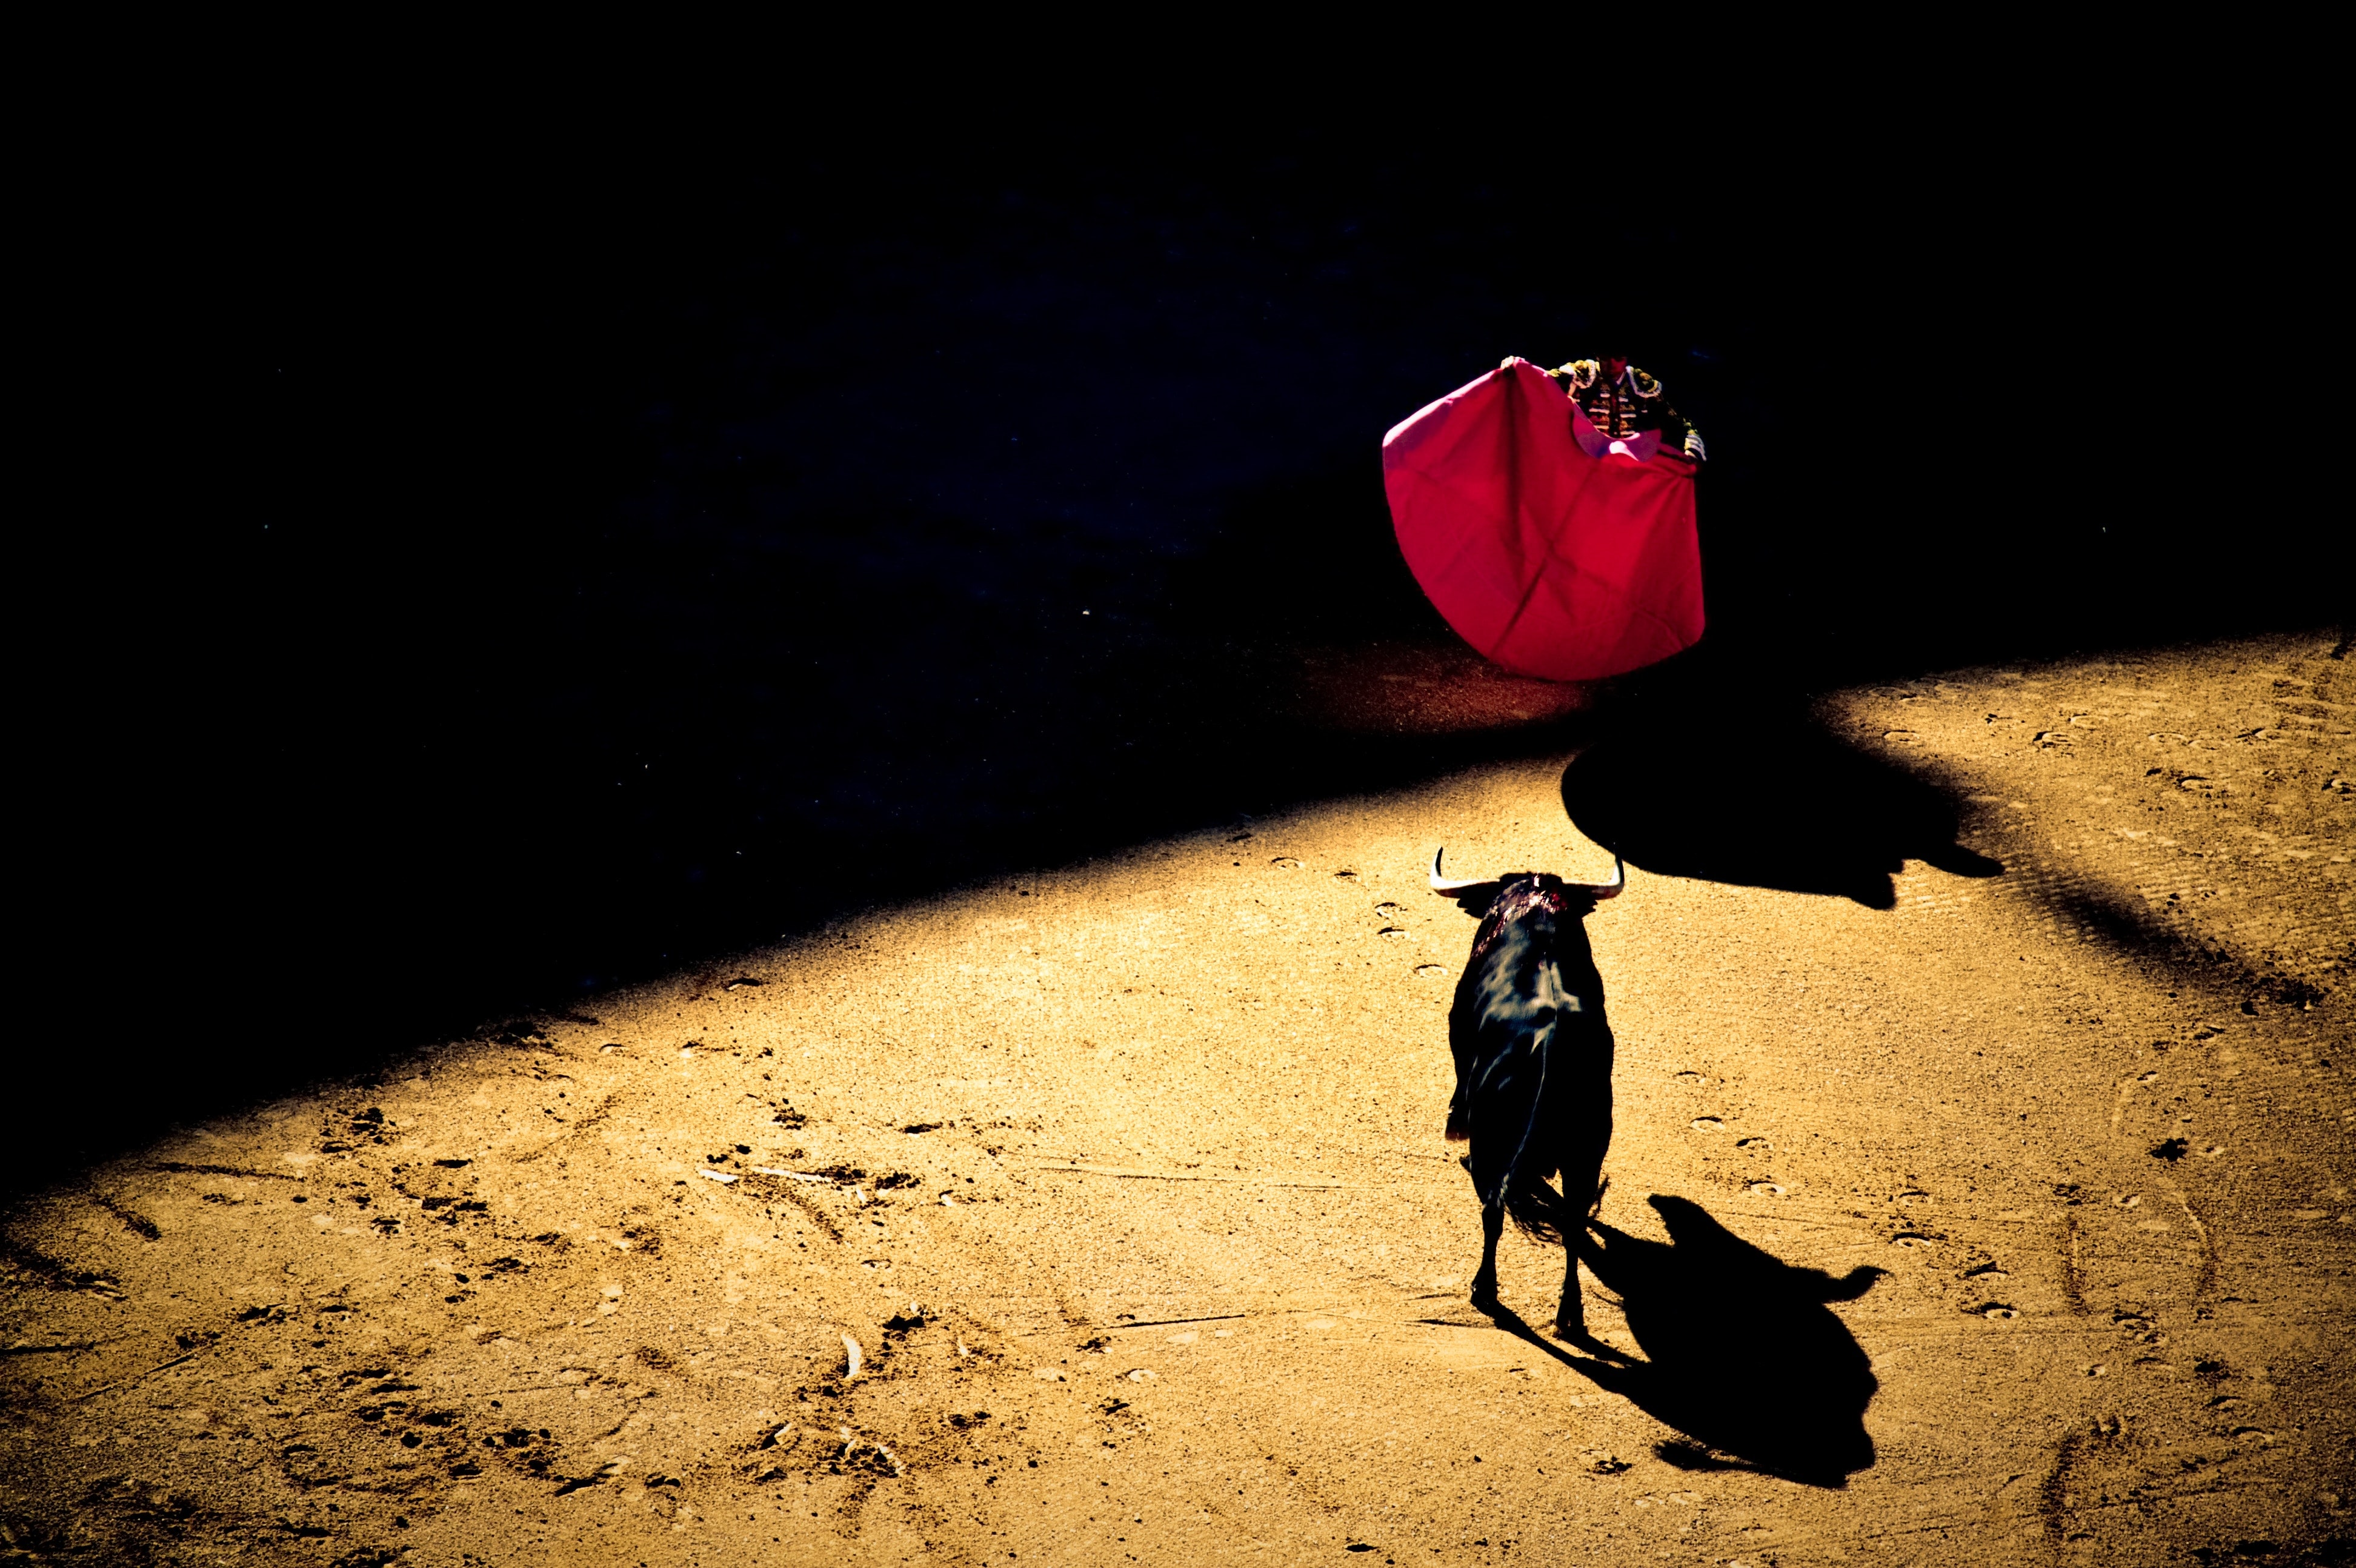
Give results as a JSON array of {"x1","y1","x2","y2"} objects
[{"x1": 5, "y1": 632, "x2": 2351, "y2": 1566}]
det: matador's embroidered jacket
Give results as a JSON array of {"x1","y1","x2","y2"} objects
[{"x1": 1551, "y1": 360, "x2": 1705, "y2": 459}]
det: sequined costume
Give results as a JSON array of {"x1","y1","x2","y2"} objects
[{"x1": 1550, "y1": 359, "x2": 1706, "y2": 461}]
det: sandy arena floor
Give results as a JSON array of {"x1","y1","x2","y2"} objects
[{"x1": 5, "y1": 632, "x2": 2350, "y2": 1566}]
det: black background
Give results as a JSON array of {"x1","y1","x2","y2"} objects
[{"x1": 27, "y1": 119, "x2": 2341, "y2": 1192}]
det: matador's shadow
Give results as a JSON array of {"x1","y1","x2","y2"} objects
[
  {"x1": 1478, "y1": 1195, "x2": 1883, "y2": 1488},
  {"x1": 1560, "y1": 682, "x2": 2001, "y2": 908}
]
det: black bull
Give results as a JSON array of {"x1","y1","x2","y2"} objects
[{"x1": 1432, "y1": 849, "x2": 1623, "y2": 1338}]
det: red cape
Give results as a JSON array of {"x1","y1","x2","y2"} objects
[{"x1": 1383, "y1": 358, "x2": 1704, "y2": 682}]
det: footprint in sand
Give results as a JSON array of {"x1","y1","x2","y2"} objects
[
  {"x1": 1270, "y1": 857, "x2": 1303, "y2": 871},
  {"x1": 1736, "y1": 1137, "x2": 1772, "y2": 1151},
  {"x1": 1745, "y1": 1182, "x2": 1786, "y2": 1198},
  {"x1": 1890, "y1": 1233, "x2": 1930, "y2": 1251},
  {"x1": 1981, "y1": 1305, "x2": 2020, "y2": 1320},
  {"x1": 1689, "y1": 1118, "x2": 1724, "y2": 1132},
  {"x1": 1413, "y1": 965, "x2": 1446, "y2": 978},
  {"x1": 1373, "y1": 903, "x2": 1405, "y2": 920},
  {"x1": 1377, "y1": 927, "x2": 1411, "y2": 940}
]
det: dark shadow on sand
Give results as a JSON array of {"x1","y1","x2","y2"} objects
[
  {"x1": 1562, "y1": 642, "x2": 2336, "y2": 1009},
  {"x1": 32, "y1": 144, "x2": 2341, "y2": 1199},
  {"x1": 1476, "y1": 1194, "x2": 1883, "y2": 1489},
  {"x1": 1561, "y1": 669, "x2": 2003, "y2": 908}
]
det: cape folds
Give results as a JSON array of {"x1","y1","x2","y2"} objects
[{"x1": 1382, "y1": 358, "x2": 1704, "y2": 682}]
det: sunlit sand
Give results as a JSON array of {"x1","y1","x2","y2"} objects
[{"x1": 6, "y1": 632, "x2": 2348, "y2": 1564}]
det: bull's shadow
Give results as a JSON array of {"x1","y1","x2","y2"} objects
[
  {"x1": 1471, "y1": 1194, "x2": 1882, "y2": 1487},
  {"x1": 1569, "y1": 1194, "x2": 1882, "y2": 1487},
  {"x1": 1560, "y1": 676, "x2": 2000, "y2": 908}
]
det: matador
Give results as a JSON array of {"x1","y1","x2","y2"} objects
[
  {"x1": 1545, "y1": 354, "x2": 1706, "y2": 462},
  {"x1": 1389, "y1": 354, "x2": 1709, "y2": 679}
]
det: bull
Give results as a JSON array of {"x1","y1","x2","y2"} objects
[{"x1": 1431, "y1": 846, "x2": 1625, "y2": 1339}]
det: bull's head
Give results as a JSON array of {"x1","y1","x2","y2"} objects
[{"x1": 1428, "y1": 846, "x2": 1625, "y2": 904}]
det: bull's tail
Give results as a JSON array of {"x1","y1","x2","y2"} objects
[
  {"x1": 1502, "y1": 1164, "x2": 1579, "y2": 1246},
  {"x1": 1497, "y1": 1014, "x2": 1575, "y2": 1246}
]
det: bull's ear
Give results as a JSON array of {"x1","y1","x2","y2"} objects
[{"x1": 1443, "y1": 884, "x2": 1502, "y2": 916}]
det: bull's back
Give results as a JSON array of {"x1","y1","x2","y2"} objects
[
  {"x1": 1452, "y1": 893, "x2": 1613, "y2": 1106},
  {"x1": 1474, "y1": 915, "x2": 1602, "y2": 1025}
]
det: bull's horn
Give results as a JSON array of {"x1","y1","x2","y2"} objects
[
  {"x1": 1577, "y1": 855, "x2": 1628, "y2": 899},
  {"x1": 1429, "y1": 848, "x2": 1492, "y2": 894}
]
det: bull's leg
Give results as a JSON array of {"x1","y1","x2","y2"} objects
[
  {"x1": 1469, "y1": 1201, "x2": 1505, "y2": 1309},
  {"x1": 1445, "y1": 995, "x2": 1474, "y2": 1143},
  {"x1": 1554, "y1": 1240, "x2": 1586, "y2": 1339},
  {"x1": 1552, "y1": 1098, "x2": 1612, "y2": 1339}
]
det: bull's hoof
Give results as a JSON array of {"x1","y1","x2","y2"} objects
[
  {"x1": 1549, "y1": 1314, "x2": 1585, "y2": 1341},
  {"x1": 1443, "y1": 1111, "x2": 1469, "y2": 1143},
  {"x1": 1469, "y1": 1279, "x2": 1500, "y2": 1310}
]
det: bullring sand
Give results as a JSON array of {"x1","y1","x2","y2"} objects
[{"x1": 5, "y1": 632, "x2": 2350, "y2": 1565}]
